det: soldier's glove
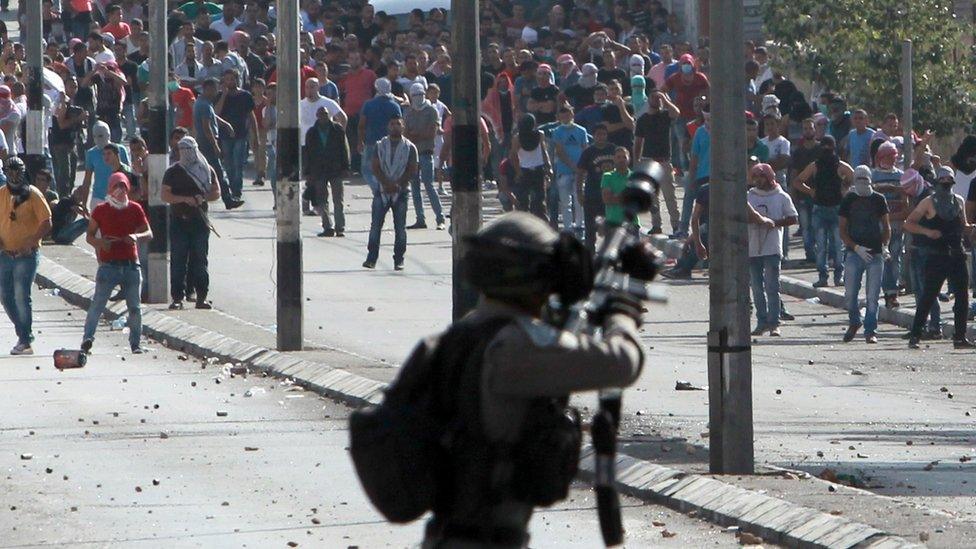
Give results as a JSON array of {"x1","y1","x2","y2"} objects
[{"x1": 597, "y1": 291, "x2": 645, "y2": 326}]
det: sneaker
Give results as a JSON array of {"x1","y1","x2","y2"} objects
[
  {"x1": 769, "y1": 327, "x2": 781, "y2": 337},
  {"x1": 648, "y1": 226, "x2": 663, "y2": 235},
  {"x1": 779, "y1": 310, "x2": 795, "y2": 321},
  {"x1": 253, "y1": 179, "x2": 265, "y2": 187},
  {"x1": 938, "y1": 292, "x2": 951, "y2": 303},
  {"x1": 81, "y1": 339, "x2": 93, "y2": 355},
  {"x1": 225, "y1": 198, "x2": 245, "y2": 210},
  {"x1": 813, "y1": 278, "x2": 829, "y2": 288},
  {"x1": 884, "y1": 295, "x2": 900, "y2": 309},
  {"x1": 131, "y1": 346, "x2": 146, "y2": 354},
  {"x1": 865, "y1": 333, "x2": 878, "y2": 344},
  {"x1": 394, "y1": 262, "x2": 405, "y2": 271},
  {"x1": 10, "y1": 343, "x2": 33, "y2": 355},
  {"x1": 751, "y1": 326, "x2": 767, "y2": 336},
  {"x1": 953, "y1": 338, "x2": 976, "y2": 349},
  {"x1": 362, "y1": 260, "x2": 375, "y2": 269},
  {"x1": 908, "y1": 336, "x2": 920, "y2": 349},
  {"x1": 436, "y1": 222, "x2": 446, "y2": 231},
  {"x1": 335, "y1": 230, "x2": 345, "y2": 238},
  {"x1": 317, "y1": 229, "x2": 336, "y2": 237},
  {"x1": 843, "y1": 323, "x2": 862, "y2": 343},
  {"x1": 661, "y1": 268, "x2": 691, "y2": 280},
  {"x1": 195, "y1": 301, "x2": 213, "y2": 310},
  {"x1": 922, "y1": 329, "x2": 943, "y2": 341},
  {"x1": 185, "y1": 289, "x2": 196, "y2": 302},
  {"x1": 407, "y1": 221, "x2": 427, "y2": 230},
  {"x1": 833, "y1": 274, "x2": 844, "y2": 287},
  {"x1": 108, "y1": 288, "x2": 125, "y2": 302},
  {"x1": 168, "y1": 301, "x2": 184, "y2": 310}
]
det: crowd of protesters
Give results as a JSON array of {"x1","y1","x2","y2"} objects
[{"x1": 0, "y1": 0, "x2": 974, "y2": 354}]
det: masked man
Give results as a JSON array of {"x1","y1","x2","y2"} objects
[
  {"x1": 81, "y1": 173, "x2": 153, "y2": 355},
  {"x1": 0, "y1": 158, "x2": 52, "y2": 355},
  {"x1": 838, "y1": 166, "x2": 890, "y2": 344},
  {"x1": 904, "y1": 166, "x2": 975, "y2": 349}
]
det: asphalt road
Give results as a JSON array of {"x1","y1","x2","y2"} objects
[{"x1": 0, "y1": 291, "x2": 743, "y2": 548}]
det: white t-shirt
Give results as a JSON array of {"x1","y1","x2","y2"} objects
[
  {"x1": 209, "y1": 18, "x2": 243, "y2": 42},
  {"x1": 953, "y1": 168, "x2": 975, "y2": 199},
  {"x1": 748, "y1": 186, "x2": 798, "y2": 257},
  {"x1": 760, "y1": 135, "x2": 791, "y2": 184},
  {"x1": 298, "y1": 96, "x2": 343, "y2": 147}
]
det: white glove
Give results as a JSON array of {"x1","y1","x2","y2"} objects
[
  {"x1": 880, "y1": 245, "x2": 892, "y2": 262},
  {"x1": 854, "y1": 245, "x2": 873, "y2": 263}
]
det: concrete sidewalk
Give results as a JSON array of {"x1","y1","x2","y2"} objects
[{"x1": 30, "y1": 246, "x2": 951, "y2": 548}]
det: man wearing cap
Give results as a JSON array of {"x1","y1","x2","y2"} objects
[
  {"x1": 662, "y1": 53, "x2": 709, "y2": 172},
  {"x1": 80, "y1": 173, "x2": 152, "y2": 355},
  {"x1": 404, "y1": 82, "x2": 445, "y2": 231},
  {"x1": 358, "y1": 78, "x2": 403, "y2": 195},
  {"x1": 556, "y1": 54, "x2": 580, "y2": 93},
  {"x1": 838, "y1": 166, "x2": 890, "y2": 343},
  {"x1": 0, "y1": 158, "x2": 52, "y2": 355}
]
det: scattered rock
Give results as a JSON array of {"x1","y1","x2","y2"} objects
[
  {"x1": 775, "y1": 389, "x2": 782, "y2": 395},
  {"x1": 919, "y1": 532, "x2": 930, "y2": 542},
  {"x1": 829, "y1": 510, "x2": 843, "y2": 515},
  {"x1": 923, "y1": 461, "x2": 938, "y2": 471},
  {"x1": 948, "y1": 393, "x2": 954, "y2": 399},
  {"x1": 221, "y1": 501, "x2": 229, "y2": 506},
  {"x1": 828, "y1": 485, "x2": 835, "y2": 492},
  {"x1": 20, "y1": 454, "x2": 32, "y2": 460},
  {"x1": 178, "y1": 355, "x2": 188, "y2": 361},
  {"x1": 816, "y1": 451, "x2": 824, "y2": 458},
  {"x1": 906, "y1": 440, "x2": 913, "y2": 445},
  {"x1": 287, "y1": 542, "x2": 299, "y2": 547},
  {"x1": 660, "y1": 530, "x2": 676, "y2": 538},
  {"x1": 135, "y1": 486, "x2": 142, "y2": 492},
  {"x1": 152, "y1": 479, "x2": 160, "y2": 486},
  {"x1": 856, "y1": 453, "x2": 869, "y2": 459},
  {"x1": 159, "y1": 432, "x2": 169, "y2": 439},
  {"x1": 367, "y1": 306, "x2": 375, "y2": 312},
  {"x1": 675, "y1": 380, "x2": 704, "y2": 391},
  {"x1": 940, "y1": 386, "x2": 949, "y2": 392},
  {"x1": 738, "y1": 532, "x2": 763, "y2": 545},
  {"x1": 244, "y1": 447, "x2": 259, "y2": 452},
  {"x1": 960, "y1": 455, "x2": 971, "y2": 463},
  {"x1": 652, "y1": 520, "x2": 666, "y2": 527},
  {"x1": 311, "y1": 517, "x2": 321, "y2": 525},
  {"x1": 216, "y1": 411, "x2": 228, "y2": 417},
  {"x1": 850, "y1": 369, "x2": 864, "y2": 376}
]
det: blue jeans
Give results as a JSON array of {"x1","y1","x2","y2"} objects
[
  {"x1": 267, "y1": 142, "x2": 277, "y2": 189},
  {"x1": 361, "y1": 144, "x2": 379, "y2": 193},
  {"x1": 0, "y1": 250, "x2": 39, "y2": 345},
  {"x1": 671, "y1": 117, "x2": 690, "y2": 171},
  {"x1": 844, "y1": 251, "x2": 883, "y2": 334},
  {"x1": 749, "y1": 254, "x2": 781, "y2": 329},
  {"x1": 170, "y1": 216, "x2": 210, "y2": 302},
  {"x1": 882, "y1": 229, "x2": 904, "y2": 297},
  {"x1": 812, "y1": 205, "x2": 843, "y2": 281},
  {"x1": 909, "y1": 247, "x2": 941, "y2": 331},
  {"x1": 676, "y1": 223, "x2": 708, "y2": 272},
  {"x1": 51, "y1": 219, "x2": 89, "y2": 245},
  {"x1": 220, "y1": 137, "x2": 249, "y2": 199},
  {"x1": 796, "y1": 199, "x2": 816, "y2": 260},
  {"x1": 201, "y1": 143, "x2": 232, "y2": 207},
  {"x1": 555, "y1": 173, "x2": 582, "y2": 234},
  {"x1": 366, "y1": 191, "x2": 408, "y2": 264},
  {"x1": 410, "y1": 151, "x2": 445, "y2": 225},
  {"x1": 679, "y1": 176, "x2": 707, "y2": 235},
  {"x1": 83, "y1": 261, "x2": 142, "y2": 349}
]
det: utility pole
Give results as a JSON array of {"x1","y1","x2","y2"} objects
[
  {"x1": 450, "y1": 0, "x2": 482, "y2": 320},
  {"x1": 901, "y1": 40, "x2": 913, "y2": 169},
  {"x1": 146, "y1": 0, "x2": 170, "y2": 304},
  {"x1": 707, "y1": 0, "x2": 754, "y2": 475},
  {"x1": 276, "y1": 0, "x2": 303, "y2": 351},
  {"x1": 24, "y1": 0, "x2": 44, "y2": 178}
]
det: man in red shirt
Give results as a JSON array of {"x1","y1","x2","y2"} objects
[
  {"x1": 101, "y1": 4, "x2": 132, "y2": 43},
  {"x1": 81, "y1": 173, "x2": 153, "y2": 355},
  {"x1": 662, "y1": 53, "x2": 709, "y2": 171},
  {"x1": 169, "y1": 79, "x2": 196, "y2": 130},
  {"x1": 340, "y1": 50, "x2": 376, "y2": 169}
]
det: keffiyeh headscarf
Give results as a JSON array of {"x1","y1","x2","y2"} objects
[{"x1": 177, "y1": 136, "x2": 213, "y2": 194}]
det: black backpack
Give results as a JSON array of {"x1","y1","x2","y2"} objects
[{"x1": 349, "y1": 316, "x2": 582, "y2": 524}]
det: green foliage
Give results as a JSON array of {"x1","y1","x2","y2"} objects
[{"x1": 760, "y1": 0, "x2": 976, "y2": 135}]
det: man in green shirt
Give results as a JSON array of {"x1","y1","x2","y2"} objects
[
  {"x1": 747, "y1": 118, "x2": 769, "y2": 162},
  {"x1": 601, "y1": 146, "x2": 639, "y2": 228},
  {"x1": 179, "y1": 0, "x2": 221, "y2": 20}
]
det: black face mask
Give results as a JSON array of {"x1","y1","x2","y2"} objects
[{"x1": 820, "y1": 148, "x2": 836, "y2": 161}]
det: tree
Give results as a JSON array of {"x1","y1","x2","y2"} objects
[{"x1": 760, "y1": 0, "x2": 976, "y2": 135}]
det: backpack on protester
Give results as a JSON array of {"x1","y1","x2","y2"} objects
[{"x1": 349, "y1": 316, "x2": 582, "y2": 524}]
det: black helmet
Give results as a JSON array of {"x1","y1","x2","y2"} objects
[{"x1": 463, "y1": 212, "x2": 593, "y2": 304}]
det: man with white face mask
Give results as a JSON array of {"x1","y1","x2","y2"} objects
[
  {"x1": 403, "y1": 82, "x2": 445, "y2": 230},
  {"x1": 81, "y1": 173, "x2": 153, "y2": 355},
  {"x1": 838, "y1": 166, "x2": 890, "y2": 343}
]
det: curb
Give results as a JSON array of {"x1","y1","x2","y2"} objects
[
  {"x1": 35, "y1": 255, "x2": 920, "y2": 548},
  {"x1": 647, "y1": 234, "x2": 976, "y2": 341}
]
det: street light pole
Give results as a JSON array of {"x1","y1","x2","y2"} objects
[
  {"x1": 276, "y1": 0, "x2": 303, "y2": 351},
  {"x1": 24, "y1": 0, "x2": 44, "y2": 177},
  {"x1": 707, "y1": 0, "x2": 754, "y2": 475},
  {"x1": 450, "y1": 0, "x2": 482, "y2": 320},
  {"x1": 146, "y1": 0, "x2": 170, "y2": 304}
]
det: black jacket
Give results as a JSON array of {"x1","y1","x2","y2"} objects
[{"x1": 303, "y1": 121, "x2": 350, "y2": 180}]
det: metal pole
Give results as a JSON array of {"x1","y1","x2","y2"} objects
[
  {"x1": 706, "y1": 0, "x2": 754, "y2": 475},
  {"x1": 450, "y1": 0, "x2": 482, "y2": 320},
  {"x1": 146, "y1": 0, "x2": 170, "y2": 304},
  {"x1": 24, "y1": 0, "x2": 44, "y2": 175},
  {"x1": 276, "y1": 0, "x2": 303, "y2": 351},
  {"x1": 901, "y1": 40, "x2": 913, "y2": 169}
]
